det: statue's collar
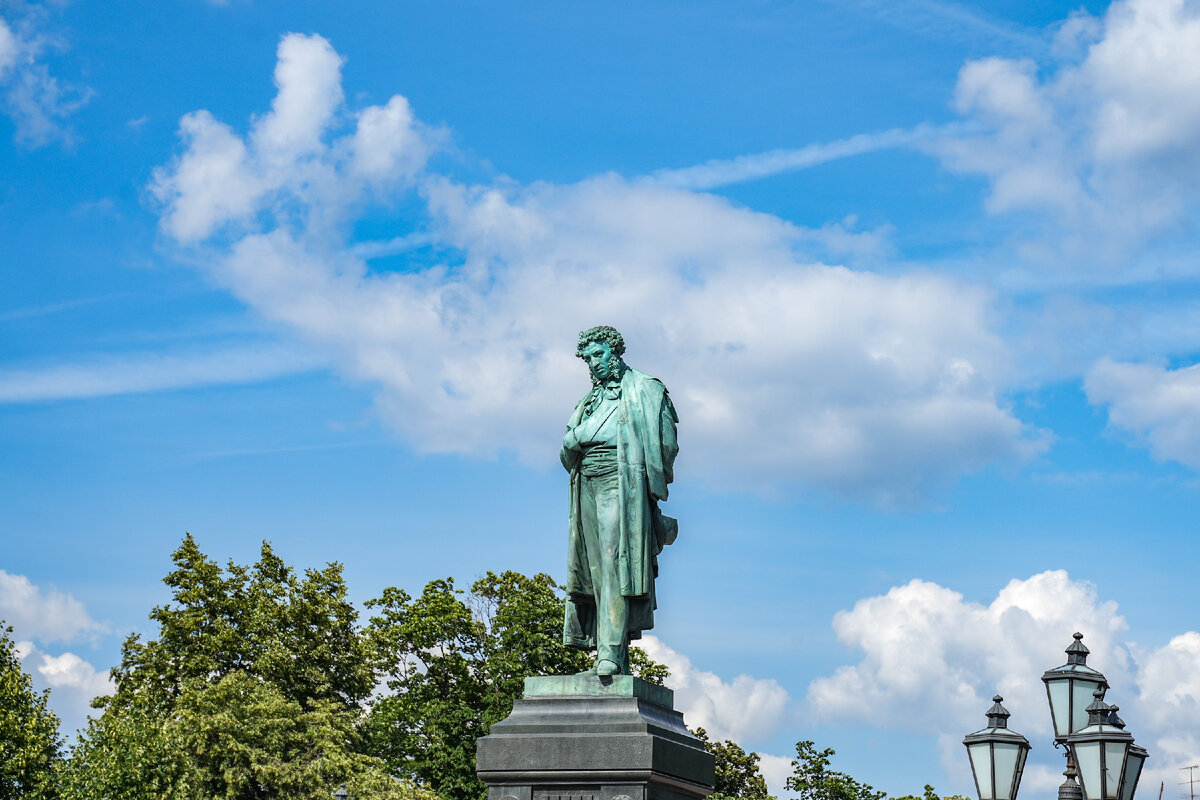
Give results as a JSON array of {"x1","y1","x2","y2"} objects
[{"x1": 588, "y1": 364, "x2": 625, "y2": 405}]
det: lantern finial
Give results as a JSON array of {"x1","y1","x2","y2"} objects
[
  {"x1": 986, "y1": 695, "x2": 1011, "y2": 729},
  {"x1": 1066, "y1": 632, "x2": 1090, "y2": 666},
  {"x1": 1108, "y1": 705, "x2": 1125, "y2": 729},
  {"x1": 1085, "y1": 686, "x2": 1111, "y2": 726}
]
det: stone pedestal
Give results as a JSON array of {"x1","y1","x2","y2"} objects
[{"x1": 477, "y1": 675, "x2": 715, "y2": 800}]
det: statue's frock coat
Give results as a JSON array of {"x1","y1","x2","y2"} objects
[{"x1": 562, "y1": 367, "x2": 679, "y2": 648}]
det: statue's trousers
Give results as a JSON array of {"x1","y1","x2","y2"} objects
[{"x1": 578, "y1": 469, "x2": 629, "y2": 671}]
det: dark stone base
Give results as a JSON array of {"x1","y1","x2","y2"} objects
[{"x1": 477, "y1": 676, "x2": 715, "y2": 800}]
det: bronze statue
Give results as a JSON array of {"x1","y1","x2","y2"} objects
[{"x1": 561, "y1": 326, "x2": 679, "y2": 676}]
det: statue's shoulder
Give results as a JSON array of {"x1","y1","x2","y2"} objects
[{"x1": 623, "y1": 367, "x2": 668, "y2": 396}]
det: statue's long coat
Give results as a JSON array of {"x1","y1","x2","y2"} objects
[{"x1": 561, "y1": 367, "x2": 679, "y2": 648}]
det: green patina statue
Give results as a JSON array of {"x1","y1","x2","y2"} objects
[{"x1": 561, "y1": 325, "x2": 680, "y2": 677}]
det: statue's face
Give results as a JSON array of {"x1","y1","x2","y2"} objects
[{"x1": 580, "y1": 341, "x2": 620, "y2": 383}]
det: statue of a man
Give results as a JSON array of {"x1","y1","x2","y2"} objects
[{"x1": 561, "y1": 326, "x2": 679, "y2": 677}]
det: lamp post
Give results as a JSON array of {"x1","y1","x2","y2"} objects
[
  {"x1": 964, "y1": 696, "x2": 1032, "y2": 800},
  {"x1": 333, "y1": 786, "x2": 349, "y2": 800},
  {"x1": 1042, "y1": 633, "x2": 1109, "y2": 744},
  {"x1": 1109, "y1": 707, "x2": 1149, "y2": 800},
  {"x1": 1068, "y1": 691, "x2": 1147, "y2": 800},
  {"x1": 964, "y1": 633, "x2": 1148, "y2": 800}
]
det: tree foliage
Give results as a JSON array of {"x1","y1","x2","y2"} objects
[
  {"x1": 788, "y1": 741, "x2": 888, "y2": 800},
  {"x1": 63, "y1": 537, "x2": 668, "y2": 800},
  {"x1": 109, "y1": 534, "x2": 372, "y2": 714},
  {"x1": 692, "y1": 727, "x2": 774, "y2": 800},
  {"x1": 64, "y1": 535, "x2": 403, "y2": 800},
  {"x1": 362, "y1": 570, "x2": 668, "y2": 800},
  {"x1": 892, "y1": 786, "x2": 971, "y2": 800},
  {"x1": 787, "y1": 741, "x2": 968, "y2": 800},
  {"x1": 40, "y1": 534, "x2": 968, "y2": 800},
  {"x1": 0, "y1": 623, "x2": 63, "y2": 800}
]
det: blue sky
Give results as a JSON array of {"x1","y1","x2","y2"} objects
[{"x1": 4, "y1": 0, "x2": 1200, "y2": 796}]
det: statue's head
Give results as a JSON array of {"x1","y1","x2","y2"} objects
[{"x1": 576, "y1": 325, "x2": 626, "y2": 384}]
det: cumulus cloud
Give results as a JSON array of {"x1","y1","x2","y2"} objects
[
  {"x1": 150, "y1": 33, "x2": 430, "y2": 244},
  {"x1": 150, "y1": 33, "x2": 1044, "y2": 504},
  {"x1": 0, "y1": 4, "x2": 91, "y2": 147},
  {"x1": 638, "y1": 634, "x2": 792, "y2": 746},
  {"x1": 809, "y1": 571, "x2": 1129, "y2": 734},
  {"x1": 808, "y1": 570, "x2": 1200, "y2": 798},
  {"x1": 637, "y1": 635, "x2": 797, "y2": 797},
  {"x1": 929, "y1": 0, "x2": 1200, "y2": 273},
  {"x1": 15, "y1": 639, "x2": 113, "y2": 736},
  {"x1": 0, "y1": 569, "x2": 106, "y2": 643},
  {"x1": 3, "y1": 572, "x2": 112, "y2": 736},
  {"x1": 1084, "y1": 358, "x2": 1200, "y2": 470}
]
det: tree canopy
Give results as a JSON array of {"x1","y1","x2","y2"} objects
[
  {"x1": 0, "y1": 623, "x2": 63, "y2": 800},
  {"x1": 693, "y1": 727, "x2": 774, "y2": 800},
  {"x1": 13, "y1": 535, "x2": 970, "y2": 800},
  {"x1": 787, "y1": 741, "x2": 969, "y2": 800},
  {"x1": 64, "y1": 535, "x2": 416, "y2": 800},
  {"x1": 362, "y1": 569, "x2": 668, "y2": 800}
]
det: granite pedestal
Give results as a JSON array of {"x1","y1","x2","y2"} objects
[{"x1": 477, "y1": 675, "x2": 715, "y2": 800}]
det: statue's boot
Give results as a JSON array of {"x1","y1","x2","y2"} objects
[{"x1": 595, "y1": 659, "x2": 620, "y2": 676}]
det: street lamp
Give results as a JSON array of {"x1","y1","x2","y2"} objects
[
  {"x1": 333, "y1": 786, "x2": 349, "y2": 800},
  {"x1": 964, "y1": 633, "x2": 1148, "y2": 800},
  {"x1": 1110, "y1": 708, "x2": 1149, "y2": 800},
  {"x1": 1042, "y1": 633, "x2": 1109, "y2": 743},
  {"x1": 1068, "y1": 692, "x2": 1145, "y2": 800},
  {"x1": 964, "y1": 696, "x2": 1032, "y2": 800}
]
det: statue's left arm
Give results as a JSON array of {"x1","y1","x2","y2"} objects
[{"x1": 658, "y1": 388, "x2": 679, "y2": 492}]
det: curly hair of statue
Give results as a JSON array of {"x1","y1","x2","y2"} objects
[{"x1": 575, "y1": 325, "x2": 626, "y2": 357}]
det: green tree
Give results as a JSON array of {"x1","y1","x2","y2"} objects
[
  {"x1": 786, "y1": 741, "x2": 967, "y2": 800},
  {"x1": 787, "y1": 741, "x2": 887, "y2": 800},
  {"x1": 363, "y1": 571, "x2": 668, "y2": 800},
  {"x1": 0, "y1": 623, "x2": 63, "y2": 800},
  {"x1": 110, "y1": 534, "x2": 372, "y2": 714},
  {"x1": 692, "y1": 727, "x2": 774, "y2": 800},
  {"x1": 60, "y1": 701, "x2": 187, "y2": 800},
  {"x1": 892, "y1": 786, "x2": 971, "y2": 800},
  {"x1": 65, "y1": 536, "x2": 408, "y2": 800}
]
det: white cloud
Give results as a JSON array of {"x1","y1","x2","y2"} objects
[
  {"x1": 149, "y1": 33, "x2": 1044, "y2": 504},
  {"x1": 0, "y1": 569, "x2": 106, "y2": 643},
  {"x1": 1084, "y1": 358, "x2": 1200, "y2": 470},
  {"x1": 928, "y1": 0, "x2": 1200, "y2": 273},
  {"x1": 808, "y1": 570, "x2": 1200, "y2": 798},
  {"x1": 648, "y1": 126, "x2": 946, "y2": 192},
  {"x1": 759, "y1": 753, "x2": 796, "y2": 799},
  {"x1": 0, "y1": 344, "x2": 322, "y2": 403},
  {"x1": 0, "y1": 18, "x2": 17, "y2": 76},
  {"x1": 253, "y1": 32, "x2": 344, "y2": 162},
  {"x1": 637, "y1": 634, "x2": 792, "y2": 747},
  {"x1": 0, "y1": 4, "x2": 91, "y2": 147},
  {"x1": 150, "y1": 33, "x2": 429, "y2": 244},
  {"x1": 32, "y1": 648, "x2": 113, "y2": 697},
  {"x1": 15, "y1": 639, "x2": 113, "y2": 737},
  {"x1": 808, "y1": 571, "x2": 1129, "y2": 737}
]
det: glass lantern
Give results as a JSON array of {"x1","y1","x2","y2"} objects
[
  {"x1": 1068, "y1": 690, "x2": 1137, "y2": 800},
  {"x1": 1043, "y1": 633, "x2": 1109, "y2": 742},
  {"x1": 964, "y1": 695, "x2": 1032, "y2": 800}
]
